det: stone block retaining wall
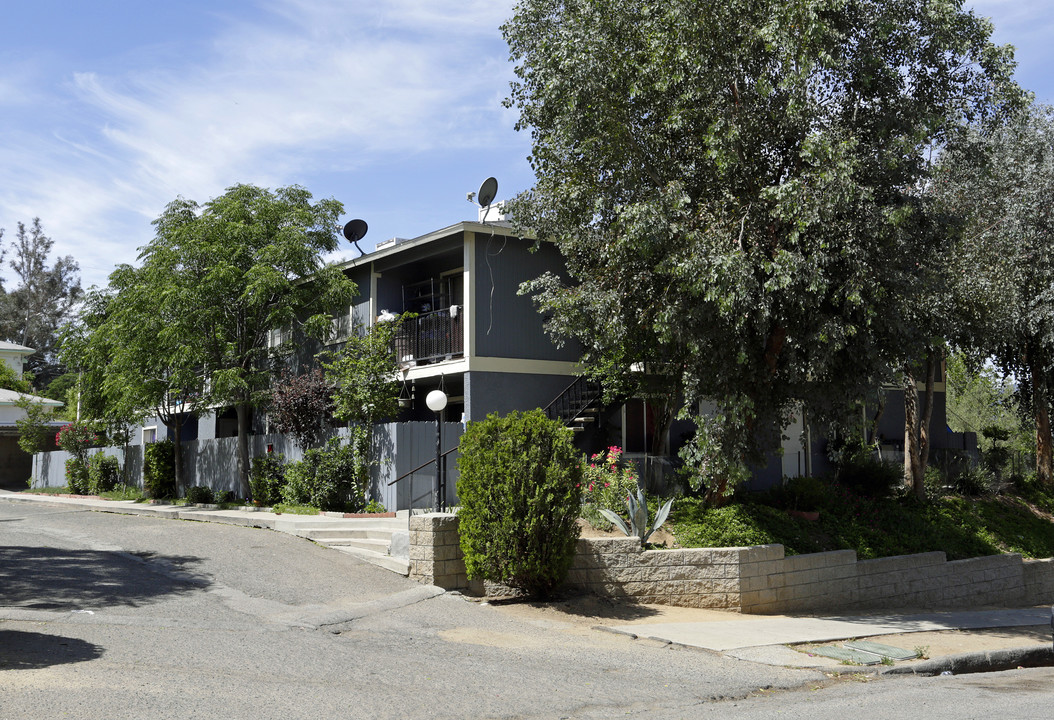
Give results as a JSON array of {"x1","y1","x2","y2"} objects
[
  {"x1": 408, "y1": 514, "x2": 481, "y2": 593},
  {"x1": 407, "y1": 514, "x2": 1054, "y2": 612}
]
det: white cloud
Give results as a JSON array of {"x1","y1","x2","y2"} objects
[{"x1": 0, "y1": 0, "x2": 521, "y2": 288}]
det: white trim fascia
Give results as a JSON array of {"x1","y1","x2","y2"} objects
[
  {"x1": 333, "y1": 221, "x2": 524, "y2": 273},
  {"x1": 466, "y1": 357, "x2": 581, "y2": 376},
  {"x1": 370, "y1": 264, "x2": 380, "y2": 326},
  {"x1": 400, "y1": 357, "x2": 470, "y2": 382},
  {"x1": 464, "y1": 231, "x2": 476, "y2": 362},
  {"x1": 396, "y1": 356, "x2": 581, "y2": 382}
]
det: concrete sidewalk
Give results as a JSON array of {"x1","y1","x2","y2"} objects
[
  {"x1": 4, "y1": 489, "x2": 1052, "y2": 675},
  {"x1": 603, "y1": 607, "x2": 1054, "y2": 672},
  {"x1": 0, "y1": 488, "x2": 408, "y2": 533}
]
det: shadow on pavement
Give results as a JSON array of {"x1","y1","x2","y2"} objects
[
  {"x1": 0, "y1": 630, "x2": 104, "y2": 670},
  {"x1": 0, "y1": 546, "x2": 211, "y2": 610},
  {"x1": 488, "y1": 592, "x2": 664, "y2": 622}
]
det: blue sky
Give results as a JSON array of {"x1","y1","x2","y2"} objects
[{"x1": 0, "y1": 0, "x2": 1050, "y2": 290}]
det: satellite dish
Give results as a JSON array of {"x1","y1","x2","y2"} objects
[
  {"x1": 477, "y1": 177, "x2": 498, "y2": 208},
  {"x1": 343, "y1": 219, "x2": 368, "y2": 256}
]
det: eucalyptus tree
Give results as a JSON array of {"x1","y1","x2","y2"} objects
[
  {"x1": 936, "y1": 104, "x2": 1054, "y2": 485},
  {"x1": 505, "y1": 0, "x2": 1021, "y2": 502}
]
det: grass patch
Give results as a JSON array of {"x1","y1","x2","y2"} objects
[
  {"x1": 271, "y1": 503, "x2": 319, "y2": 515},
  {"x1": 22, "y1": 486, "x2": 71, "y2": 495},
  {"x1": 97, "y1": 485, "x2": 146, "y2": 502},
  {"x1": 671, "y1": 480, "x2": 1054, "y2": 560}
]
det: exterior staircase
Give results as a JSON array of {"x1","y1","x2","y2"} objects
[
  {"x1": 285, "y1": 515, "x2": 410, "y2": 575},
  {"x1": 544, "y1": 376, "x2": 604, "y2": 432}
]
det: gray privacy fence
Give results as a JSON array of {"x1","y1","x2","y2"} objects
[{"x1": 31, "y1": 421, "x2": 464, "y2": 511}]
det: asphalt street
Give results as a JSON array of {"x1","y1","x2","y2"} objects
[
  {"x1": 1, "y1": 500, "x2": 816, "y2": 719},
  {"x1": 3, "y1": 499, "x2": 1053, "y2": 719}
]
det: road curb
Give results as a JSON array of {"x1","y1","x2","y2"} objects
[{"x1": 883, "y1": 645, "x2": 1054, "y2": 676}]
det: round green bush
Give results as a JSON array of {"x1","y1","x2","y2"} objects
[
  {"x1": 185, "y1": 485, "x2": 215, "y2": 504},
  {"x1": 456, "y1": 409, "x2": 582, "y2": 597},
  {"x1": 143, "y1": 440, "x2": 176, "y2": 499},
  {"x1": 250, "y1": 453, "x2": 286, "y2": 506},
  {"x1": 280, "y1": 438, "x2": 364, "y2": 511},
  {"x1": 65, "y1": 457, "x2": 89, "y2": 495},
  {"x1": 87, "y1": 454, "x2": 121, "y2": 495}
]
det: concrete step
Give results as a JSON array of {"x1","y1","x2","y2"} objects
[
  {"x1": 299, "y1": 528, "x2": 396, "y2": 541},
  {"x1": 315, "y1": 536, "x2": 391, "y2": 553},
  {"x1": 331, "y1": 545, "x2": 410, "y2": 575}
]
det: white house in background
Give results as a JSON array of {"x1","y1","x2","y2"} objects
[{"x1": 0, "y1": 341, "x2": 64, "y2": 488}]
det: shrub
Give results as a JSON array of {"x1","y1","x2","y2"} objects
[
  {"x1": 250, "y1": 453, "x2": 286, "y2": 506},
  {"x1": 143, "y1": 440, "x2": 176, "y2": 499},
  {"x1": 281, "y1": 438, "x2": 364, "y2": 511},
  {"x1": 456, "y1": 410, "x2": 582, "y2": 597},
  {"x1": 87, "y1": 455, "x2": 121, "y2": 495},
  {"x1": 783, "y1": 476, "x2": 828, "y2": 511},
  {"x1": 836, "y1": 447, "x2": 903, "y2": 498},
  {"x1": 953, "y1": 464, "x2": 995, "y2": 496},
  {"x1": 363, "y1": 499, "x2": 387, "y2": 514},
  {"x1": 185, "y1": 485, "x2": 215, "y2": 504},
  {"x1": 65, "y1": 457, "x2": 89, "y2": 494},
  {"x1": 760, "y1": 476, "x2": 829, "y2": 511},
  {"x1": 580, "y1": 445, "x2": 639, "y2": 530}
]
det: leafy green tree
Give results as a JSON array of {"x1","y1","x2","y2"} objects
[
  {"x1": 14, "y1": 396, "x2": 56, "y2": 458},
  {"x1": 936, "y1": 104, "x2": 1054, "y2": 484},
  {"x1": 134, "y1": 184, "x2": 355, "y2": 496},
  {"x1": 324, "y1": 318, "x2": 403, "y2": 427},
  {"x1": 504, "y1": 0, "x2": 1021, "y2": 503},
  {"x1": 946, "y1": 352, "x2": 1031, "y2": 457},
  {"x1": 322, "y1": 317, "x2": 404, "y2": 500},
  {"x1": 62, "y1": 273, "x2": 202, "y2": 493},
  {"x1": 0, "y1": 218, "x2": 82, "y2": 384},
  {"x1": 0, "y1": 361, "x2": 32, "y2": 394}
]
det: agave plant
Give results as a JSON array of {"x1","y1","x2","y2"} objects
[{"x1": 599, "y1": 488, "x2": 674, "y2": 544}]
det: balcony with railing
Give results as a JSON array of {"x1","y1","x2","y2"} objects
[{"x1": 393, "y1": 308, "x2": 464, "y2": 366}]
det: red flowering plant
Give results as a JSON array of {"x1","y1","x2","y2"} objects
[
  {"x1": 580, "y1": 446, "x2": 639, "y2": 531},
  {"x1": 56, "y1": 423, "x2": 99, "y2": 463}
]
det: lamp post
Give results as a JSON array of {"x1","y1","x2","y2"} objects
[{"x1": 425, "y1": 389, "x2": 448, "y2": 511}]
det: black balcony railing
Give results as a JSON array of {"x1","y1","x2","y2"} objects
[{"x1": 393, "y1": 309, "x2": 464, "y2": 365}]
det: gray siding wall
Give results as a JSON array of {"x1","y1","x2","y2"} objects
[
  {"x1": 31, "y1": 422, "x2": 461, "y2": 512},
  {"x1": 473, "y1": 237, "x2": 579, "y2": 362},
  {"x1": 464, "y1": 371, "x2": 573, "y2": 421}
]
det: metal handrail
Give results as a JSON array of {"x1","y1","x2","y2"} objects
[
  {"x1": 542, "y1": 376, "x2": 587, "y2": 415},
  {"x1": 387, "y1": 445, "x2": 460, "y2": 486}
]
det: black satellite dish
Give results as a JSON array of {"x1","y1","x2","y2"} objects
[
  {"x1": 343, "y1": 219, "x2": 368, "y2": 256},
  {"x1": 477, "y1": 177, "x2": 498, "y2": 208}
]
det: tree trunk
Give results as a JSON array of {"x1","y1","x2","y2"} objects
[
  {"x1": 236, "y1": 402, "x2": 252, "y2": 499},
  {"x1": 903, "y1": 351, "x2": 936, "y2": 499},
  {"x1": 1031, "y1": 359, "x2": 1053, "y2": 485},
  {"x1": 919, "y1": 351, "x2": 936, "y2": 477},
  {"x1": 903, "y1": 365, "x2": 924, "y2": 497}
]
